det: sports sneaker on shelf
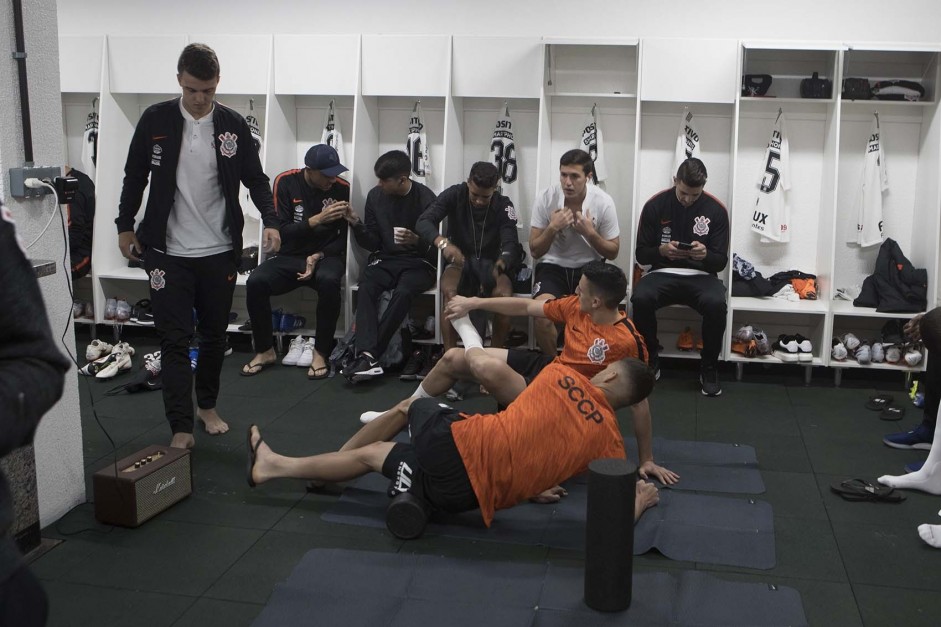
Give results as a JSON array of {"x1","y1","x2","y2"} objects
[
  {"x1": 883, "y1": 424, "x2": 933, "y2": 450},
  {"x1": 854, "y1": 341, "x2": 872, "y2": 365},
  {"x1": 281, "y1": 336, "x2": 306, "y2": 366},
  {"x1": 82, "y1": 301, "x2": 94, "y2": 319},
  {"x1": 114, "y1": 299, "x2": 131, "y2": 322},
  {"x1": 734, "y1": 325, "x2": 755, "y2": 341},
  {"x1": 399, "y1": 348, "x2": 425, "y2": 381},
  {"x1": 731, "y1": 338, "x2": 758, "y2": 358},
  {"x1": 885, "y1": 344, "x2": 902, "y2": 364},
  {"x1": 130, "y1": 299, "x2": 153, "y2": 325},
  {"x1": 831, "y1": 338, "x2": 848, "y2": 361},
  {"x1": 841, "y1": 332, "x2": 861, "y2": 351},
  {"x1": 793, "y1": 334, "x2": 813, "y2": 363},
  {"x1": 72, "y1": 300, "x2": 84, "y2": 318},
  {"x1": 416, "y1": 347, "x2": 442, "y2": 380},
  {"x1": 772, "y1": 335, "x2": 801, "y2": 362},
  {"x1": 104, "y1": 298, "x2": 117, "y2": 321},
  {"x1": 752, "y1": 327, "x2": 772, "y2": 355},
  {"x1": 85, "y1": 339, "x2": 114, "y2": 361},
  {"x1": 677, "y1": 327, "x2": 695, "y2": 351},
  {"x1": 297, "y1": 339, "x2": 316, "y2": 368},
  {"x1": 345, "y1": 353, "x2": 383, "y2": 383},
  {"x1": 871, "y1": 342, "x2": 885, "y2": 363},
  {"x1": 903, "y1": 344, "x2": 923, "y2": 367},
  {"x1": 700, "y1": 364, "x2": 722, "y2": 397}
]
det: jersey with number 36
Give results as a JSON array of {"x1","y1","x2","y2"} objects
[
  {"x1": 490, "y1": 110, "x2": 520, "y2": 228},
  {"x1": 750, "y1": 114, "x2": 791, "y2": 243}
]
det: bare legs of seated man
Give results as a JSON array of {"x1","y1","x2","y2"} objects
[{"x1": 248, "y1": 423, "x2": 660, "y2": 523}]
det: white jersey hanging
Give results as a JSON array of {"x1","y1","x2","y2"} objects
[
  {"x1": 750, "y1": 111, "x2": 791, "y2": 243},
  {"x1": 673, "y1": 107, "x2": 701, "y2": 180},
  {"x1": 242, "y1": 100, "x2": 264, "y2": 220},
  {"x1": 490, "y1": 104, "x2": 521, "y2": 228},
  {"x1": 406, "y1": 101, "x2": 431, "y2": 186},
  {"x1": 579, "y1": 104, "x2": 608, "y2": 187},
  {"x1": 849, "y1": 114, "x2": 888, "y2": 247},
  {"x1": 320, "y1": 100, "x2": 348, "y2": 181},
  {"x1": 81, "y1": 105, "x2": 99, "y2": 179}
]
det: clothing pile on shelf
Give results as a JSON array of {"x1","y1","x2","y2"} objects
[
  {"x1": 830, "y1": 320, "x2": 924, "y2": 366},
  {"x1": 731, "y1": 254, "x2": 817, "y2": 300},
  {"x1": 851, "y1": 238, "x2": 928, "y2": 313}
]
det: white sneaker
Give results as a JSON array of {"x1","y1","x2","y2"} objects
[
  {"x1": 297, "y1": 338, "x2": 316, "y2": 368},
  {"x1": 111, "y1": 341, "x2": 135, "y2": 356},
  {"x1": 885, "y1": 345, "x2": 902, "y2": 363},
  {"x1": 79, "y1": 353, "x2": 118, "y2": 376},
  {"x1": 772, "y1": 335, "x2": 801, "y2": 362},
  {"x1": 96, "y1": 349, "x2": 132, "y2": 379},
  {"x1": 904, "y1": 345, "x2": 923, "y2": 367},
  {"x1": 360, "y1": 410, "x2": 383, "y2": 424},
  {"x1": 281, "y1": 336, "x2": 306, "y2": 366},
  {"x1": 831, "y1": 338, "x2": 848, "y2": 361},
  {"x1": 841, "y1": 333, "x2": 861, "y2": 351},
  {"x1": 855, "y1": 342, "x2": 871, "y2": 365},
  {"x1": 871, "y1": 342, "x2": 885, "y2": 363},
  {"x1": 85, "y1": 339, "x2": 114, "y2": 361},
  {"x1": 794, "y1": 335, "x2": 813, "y2": 363}
]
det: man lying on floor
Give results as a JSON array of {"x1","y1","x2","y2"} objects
[
  {"x1": 354, "y1": 261, "x2": 678, "y2": 486},
  {"x1": 246, "y1": 356, "x2": 660, "y2": 534}
]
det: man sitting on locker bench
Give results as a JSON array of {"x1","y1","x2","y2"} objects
[{"x1": 246, "y1": 354, "x2": 661, "y2": 538}]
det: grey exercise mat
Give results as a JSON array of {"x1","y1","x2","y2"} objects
[
  {"x1": 623, "y1": 436, "x2": 766, "y2": 494},
  {"x1": 252, "y1": 549, "x2": 806, "y2": 627},
  {"x1": 322, "y1": 473, "x2": 776, "y2": 569}
]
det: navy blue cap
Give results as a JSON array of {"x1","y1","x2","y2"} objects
[{"x1": 304, "y1": 144, "x2": 348, "y2": 177}]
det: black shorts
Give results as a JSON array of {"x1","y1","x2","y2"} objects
[
  {"x1": 381, "y1": 398, "x2": 478, "y2": 514},
  {"x1": 506, "y1": 349, "x2": 554, "y2": 384},
  {"x1": 533, "y1": 262, "x2": 585, "y2": 298}
]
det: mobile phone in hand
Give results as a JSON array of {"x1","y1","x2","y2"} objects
[{"x1": 676, "y1": 241, "x2": 694, "y2": 251}]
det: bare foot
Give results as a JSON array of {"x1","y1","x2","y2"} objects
[
  {"x1": 170, "y1": 432, "x2": 195, "y2": 449},
  {"x1": 307, "y1": 350, "x2": 329, "y2": 379},
  {"x1": 197, "y1": 407, "x2": 230, "y2": 435},
  {"x1": 634, "y1": 480, "x2": 660, "y2": 521},
  {"x1": 241, "y1": 348, "x2": 277, "y2": 376}
]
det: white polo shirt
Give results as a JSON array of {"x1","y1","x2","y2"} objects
[{"x1": 166, "y1": 99, "x2": 232, "y2": 257}]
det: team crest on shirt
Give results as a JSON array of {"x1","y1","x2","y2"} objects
[
  {"x1": 532, "y1": 281, "x2": 541, "y2": 296},
  {"x1": 505, "y1": 203, "x2": 518, "y2": 222},
  {"x1": 150, "y1": 269, "x2": 166, "y2": 291},
  {"x1": 293, "y1": 205, "x2": 304, "y2": 222},
  {"x1": 693, "y1": 215, "x2": 711, "y2": 236},
  {"x1": 587, "y1": 338, "x2": 610, "y2": 364},
  {"x1": 218, "y1": 132, "x2": 238, "y2": 158}
]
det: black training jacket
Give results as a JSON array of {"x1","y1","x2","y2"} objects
[{"x1": 115, "y1": 98, "x2": 277, "y2": 261}]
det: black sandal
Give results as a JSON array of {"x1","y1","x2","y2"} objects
[{"x1": 830, "y1": 478, "x2": 906, "y2": 503}]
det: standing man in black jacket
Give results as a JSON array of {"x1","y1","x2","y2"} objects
[
  {"x1": 0, "y1": 203, "x2": 70, "y2": 626},
  {"x1": 116, "y1": 44, "x2": 281, "y2": 449},
  {"x1": 415, "y1": 162, "x2": 520, "y2": 352},
  {"x1": 631, "y1": 158, "x2": 729, "y2": 397},
  {"x1": 241, "y1": 144, "x2": 350, "y2": 380},
  {"x1": 343, "y1": 150, "x2": 437, "y2": 383}
]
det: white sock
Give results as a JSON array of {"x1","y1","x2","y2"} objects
[
  {"x1": 918, "y1": 523, "x2": 941, "y2": 548},
  {"x1": 359, "y1": 411, "x2": 383, "y2": 424},
  {"x1": 451, "y1": 315, "x2": 483, "y2": 351},
  {"x1": 410, "y1": 382, "x2": 432, "y2": 399},
  {"x1": 878, "y1": 406, "x2": 941, "y2": 494}
]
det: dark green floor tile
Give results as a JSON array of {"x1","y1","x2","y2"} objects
[
  {"x1": 82, "y1": 414, "x2": 165, "y2": 464},
  {"x1": 212, "y1": 392, "x2": 309, "y2": 431},
  {"x1": 817, "y1": 473, "x2": 939, "y2": 528},
  {"x1": 749, "y1": 470, "x2": 827, "y2": 520},
  {"x1": 85, "y1": 386, "x2": 168, "y2": 422},
  {"x1": 796, "y1": 404, "x2": 904, "y2": 442},
  {"x1": 702, "y1": 571, "x2": 862, "y2": 627},
  {"x1": 853, "y1": 583, "x2": 941, "y2": 627},
  {"x1": 832, "y1": 520, "x2": 941, "y2": 591},
  {"x1": 172, "y1": 598, "x2": 263, "y2": 627},
  {"x1": 40, "y1": 519, "x2": 263, "y2": 596},
  {"x1": 802, "y1": 434, "x2": 910, "y2": 476},
  {"x1": 404, "y1": 535, "x2": 549, "y2": 563},
  {"x1": 205, "y1": 530, "x2": 399, "y2": 604},
  {"x1": 697, "y1": 431, "x2": 812, "y2": 473},
  {"x1": 43, "y1": 580, "x2": 193, "y2": 627},
  {"x1": 696, "y1": 398, "x2": 801, "y2": 437},
  {"x1": 701, "y1": 517, "x2": 847, "y2": 582}
]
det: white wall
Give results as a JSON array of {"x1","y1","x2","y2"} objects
[
  {"x1": 56, "y1": 0, "x2": 941, "y2": 43},
  {"x1": 1, "y1": 0, "x2": 85, "y2": 526}
]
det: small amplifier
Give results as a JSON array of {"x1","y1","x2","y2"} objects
[{"x1": 93, "y1": 445, "x2": 192, "y2": 527}]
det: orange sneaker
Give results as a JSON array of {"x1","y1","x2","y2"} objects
[
  {"x1": 695, "y1": 336, "x2": 704, "y2": 351},
  {"x1": 731, "y1": 338, "x2": 758, "y2": 357},
  {"x1": 677, "y1": 327, "x2": 694, "y2": 351}
]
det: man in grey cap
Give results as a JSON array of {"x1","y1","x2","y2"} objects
[{"x1": 241, "y1": 144, "x2": 351, "y2": 380}]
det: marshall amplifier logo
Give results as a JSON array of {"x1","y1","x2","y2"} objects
[{"x1": 153, "y1": 476, "x2": 176, "y2": 495}]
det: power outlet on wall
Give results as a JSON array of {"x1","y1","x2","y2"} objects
[{"x1": 9, "y1": 166, "x2": 62, "y2": 199}]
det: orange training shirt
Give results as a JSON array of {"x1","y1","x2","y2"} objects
[{"x1": 451, "y1": 363, "x2": 627, "y2": 527}]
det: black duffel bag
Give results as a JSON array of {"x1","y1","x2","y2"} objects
[
  {"x1": 800, "y1": 72, "x2": 832, "y2": 99},
  {"x1": 842, "y1": 77, "x2": 872, "y2": 100}
]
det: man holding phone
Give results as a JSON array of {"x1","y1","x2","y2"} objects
[{"x1": 631, "y1": 158, "x2": 730, "y2": 396}]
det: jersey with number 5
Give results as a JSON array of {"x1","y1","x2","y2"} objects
[{"x1": 750, "y1": 114, "x2": 791, "y2": 242}]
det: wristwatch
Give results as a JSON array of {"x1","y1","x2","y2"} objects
[{"x1": 437, "y1": 238, "x2": 450, "y2": 251}]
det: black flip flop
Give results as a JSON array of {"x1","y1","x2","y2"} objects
[
  {"x1": 865, "y1": 394, "x2": 894, "y2": 411},
  {"x1": 830, "y1": 478, "x2": 906, "y2": 503},
  {"x1": 880, "y1": 404, "x2": 906, "y2": 421},
  {"x1": 246, "y1": 424, "x2": 263, "y2": 488},
  {"x1": 240, "y1": 360, "x2": 273, "y2": 377},
  {"x1": 307, "y1": 364, "x2": 330, "y2": 380}
]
